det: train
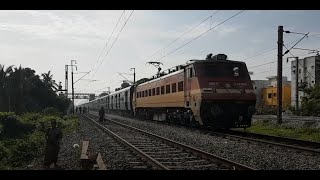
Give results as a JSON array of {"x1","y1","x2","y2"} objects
[{"x1": 78, "y1": 54, "x2": 256, "y2": 129}]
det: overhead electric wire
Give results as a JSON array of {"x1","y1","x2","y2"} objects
[
  {"x1": 154, "y1": 10, "x2": 245, "y2": 63},
  {"x1": 145, "y1": 10, "x2": 221, "y2": 62},
  {"x1": 92, "y1": 10, "x2": 134, "y2": 78},
  {"x1": 81, "y1": 10, "x2": 125, "y2": 91}
]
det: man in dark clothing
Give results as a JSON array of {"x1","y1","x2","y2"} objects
[
  {"x1": 99, "y1": 107, "x2": 105, "y2": 122},
  {"x1": 79, "y1": 107, "x2": 82, "y2": 114},
  {"x1": 44, "y1": 120, "x2": 63, "y2": 169},
  {"x1": 76, "y1": 107, "x2": 78, "y2": 113}
]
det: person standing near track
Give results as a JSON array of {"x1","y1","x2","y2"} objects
[
  {"x1": 99, "y1": 107, "x2": 105, "y2": 122},
  {"x1": 44, "y1": 120, "x2": 63, "y2": 169}
]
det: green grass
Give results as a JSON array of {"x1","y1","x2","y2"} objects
[{"x1": 237, "y1": 121, "x2": 320, "y2": 142}]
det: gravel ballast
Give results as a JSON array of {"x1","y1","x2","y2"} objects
[{"x1": 89, "y1": 111, "x2": 320, "y2": 170}]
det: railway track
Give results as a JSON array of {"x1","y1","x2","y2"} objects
[
  {"x1": 83, "y1": 113, "x2": 255, "y2": 170},
  {"x1": 214, "y1": 130, "x2": 320, "y2": 155},
  {"x1": 88, "y1": 111, "x2": 320, "y2": 156}
]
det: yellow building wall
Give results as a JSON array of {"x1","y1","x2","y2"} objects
[{"x1": 262, "y1": 85, "x2": 291, "y2": 108}]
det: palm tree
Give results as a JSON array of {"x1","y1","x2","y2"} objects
[
  {"x1": 41, "y1": 71, "x2": 58, "y2": 91},
  {"x1": 0, "y1": 65, "x2": 14, "y2": 111}
]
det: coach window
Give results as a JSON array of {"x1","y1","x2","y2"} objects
[
  {"x1": 172, "y1": 83, "x2": 177, "y2": 93},
  {"x1": 178, "y1": 81, "x2": 183, "y2": 92},
  {"x1": 142, "y1": 91, "x2": 145, "y2": 97},
  {"x1": 156, "y1": 87, "x2": 160, "y2": 95},
  {"x1": 145, "y1": 90, "x2": 148, "y2": 97},
  {"x1": 149, "y1": 89, "x2": 151, "y2": 96},
  {"x1": 161, "y1": 86, "x2": 165, "y2": 94},
  {"x1": 152, "y1": 88, "x2": 155, "y2": 96},
  {"x1": 166, "y1": 85, "x2": 170, "y2": 94}
]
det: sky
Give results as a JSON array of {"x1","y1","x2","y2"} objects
[{"x1": 1, "y1": 10, "x2": 320, "y2": 105}]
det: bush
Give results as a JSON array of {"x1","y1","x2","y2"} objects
[
  {"x1": 0, "y1": 112, "x2": 33, "y2": 139},
  {"x1": 0, "y1": 112, "x2": 79, "y2": 169},
  {"x1": 42, "y1": 107, "x2": 61, "y2": 116},
  {"x1": 255, "y1": 104, "x2": 277, "y2": 115}
]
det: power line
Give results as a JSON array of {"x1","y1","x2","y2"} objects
[
  {"x1": 153, "y1": 10, "x2": 245, "y2": 63},
  {"x1": 95, "y1": 11, "x2": 125, "y2": 65},
  {"x1": 92, "y1": 10, "x2": 134, "y2": 78},
  {"x1": 283, "y1": 44, "x2": 315, "y2": 79},
  {"x1": 249, "y1": 61, "x2": 276, "y2": 69},
  {"x1": 145, "y1": 10, "x2": 221, "y2": 62},
  {"x1": 82, "y1": 11, "x2": 125, "y2": 90}
]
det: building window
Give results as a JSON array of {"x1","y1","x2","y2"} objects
[
  {"x1": 152, "y1": 88, "x2": 155, "y2": 96},
  {"x1": 137, "y1": 92, "x2": 139, "y2": 98},
  {"x1": 161, "y1": 86, "x2": 165, "y2": 94},
  {"x1": 172, "y1": 83, "x2": 177, "y2": 93},
  {"x1": 293, "y1": 70, "x2": 296, "y2": 74},
  {"x1": 142, "y1": 91, "x2": 144, "y2": 97},
  {"x1": 166, "y1": 85, "x2": 170, "y2": 94},
  {"x1": 268, "y1": 93, "x2": 272, "y2": 98},
  {"x1": 273, "y1": 93, "x2": 276, "y2": 97},
  {"x1": 311, "y1": 65, "x2": 314, "y2": 69},
  {"x1": 312, "y1": 81, "x2": 314, "y2": 83},
  {"x1": 149, "y1": 89, "x2": 151, "y2": 96},
  {"x1": 178, "y1": 81, "x2": 184, "y2": 92},
  {"x1": 145, "y1": 90, "x2": 148, "y2": 97},
  {"x1": 156, "y1": 87, "x2": 160, "y2": 95},
  {"x1": 299, "y1": 69, "x2": 301, "y2": 73}
]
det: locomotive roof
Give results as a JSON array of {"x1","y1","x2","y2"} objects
[{"x1": 138, "y1": 69, "x2": 184, "y2": 87}]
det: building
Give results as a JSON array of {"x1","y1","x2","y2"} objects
[
  {"x1": 261, "y1": 85, "x2": 291, "y2": 108},
  {"x1": 266, "y1": 76, "x2": 291, "y2": 87},
  {"x1": 252, "y1": 76, "x2": 291, "y2": 106},
  {"x1": 252, "y1": 80, "x2": 269, "y2": 105},
  {"x1": 291, "y1": 55, "x2": 320, "y2": 108}
]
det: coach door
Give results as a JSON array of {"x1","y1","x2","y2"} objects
[
  {"x1": 184, "y1": 66, "x2": 192, "y2": 107},
  {"x1": 125, "y1": 91, "x2": 128, "y2": 110}
]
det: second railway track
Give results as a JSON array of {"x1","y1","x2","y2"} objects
[{"x1": 83, "y1": 113, "x2": 255, "y2": 170}]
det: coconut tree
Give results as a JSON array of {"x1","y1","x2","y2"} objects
[
  {"x1": 41, "y1": 71, "x2": 58, "y2": 91},
  {"x1": 0, "y1": 65, "x2": 14, "y2": 111}
]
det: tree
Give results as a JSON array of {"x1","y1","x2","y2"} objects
[
  {"x1": 41, "y1": 71, "x2": 58, "y2": 91},
  {"x1": 121, "y1": 81, "x2": 130, "y2": 89},
  {"x1": 0, "y1": 65, "x2": 14, "y2": 111},
  {"x1": 99, "y1": 92, "x2": 109, "y2": 97},
  {"x1": 300, "y1": 85, "x2": 320, "y2": 116},
  {"x1": 0, "y1": 65, "x2": 70, "y2": 115}
]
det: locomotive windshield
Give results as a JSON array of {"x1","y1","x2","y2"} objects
[{"x1": 197, "y1": 62, "x2": 250, "y2": 79}]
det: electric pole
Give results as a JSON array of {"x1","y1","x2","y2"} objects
[
  {"x1": 71, "y1": 60, "x2": 77, "y2": 115},
  {"x1": 131, "y1": 67, "x2": 136, "y2": 115},
  {"x1": 277, "y1": 26, "x2": 283, "y2": 124},
  {"x1": 65, "y1": 65, "x2": 68, "y2": 97},
  {"x1": 131, "y1": 68, "x2": 135, "y2": 85},
  {"x1": 295, "y1": 57, "x2": 299, "y2": 115}
]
